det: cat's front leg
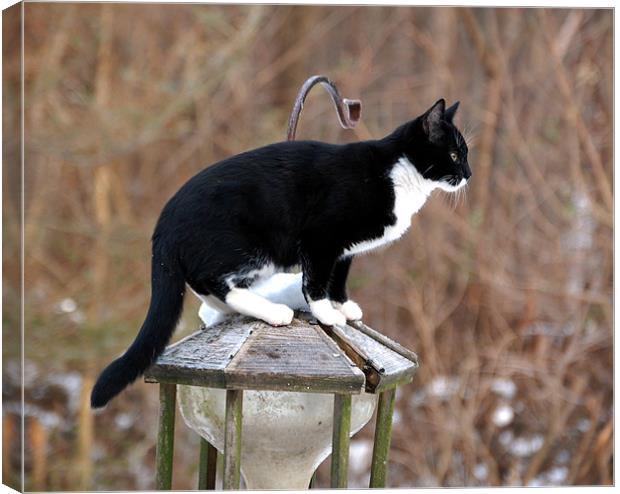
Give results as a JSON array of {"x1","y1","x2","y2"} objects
[
  {"x1": 302, "y1": 250, "x2": 347, "y2": 326},
  {"x1": 329, "y1": 256, "x2": 363, "y2": 321}
]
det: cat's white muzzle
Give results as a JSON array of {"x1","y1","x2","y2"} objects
[{"x1": 436, "y1": 177, "x2": 468, "y2": 192}]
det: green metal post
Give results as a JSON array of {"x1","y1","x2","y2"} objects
[
  {"x1": 369, "y1": 387, "x2": 396, "y2": 487},
  {"x1": 223, "y1": 389, "x2": 243, "y2": 490},
  {"x1": 330, "y1": 394, "x2": 352, "y2": 488},
  {"x1": 155, "y1": 383, "x2": 177, "y2": 490},
  {"x1": 198, "y1": 438, "x2": 218, "y2": 490}
]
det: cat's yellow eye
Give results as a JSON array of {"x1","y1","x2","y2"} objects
[{"x1": 450, "y1": 152, "x2": 458, "y2": 162}]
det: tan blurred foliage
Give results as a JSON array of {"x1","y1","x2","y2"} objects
[{"x1": 2, "y1": 4, "x2": 612, "y2": 490}]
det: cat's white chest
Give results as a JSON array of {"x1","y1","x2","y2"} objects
[{"x1": 343, "y1": 157, "x2": 433, "y2": 256}]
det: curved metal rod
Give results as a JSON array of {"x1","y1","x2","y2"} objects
[{"x1": 287, "y1": 75, "x2": 362, "y2": 141}]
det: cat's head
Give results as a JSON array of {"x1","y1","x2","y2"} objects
[{"x1": 401, "y1": 99, "x2": 472, "y2": 192}]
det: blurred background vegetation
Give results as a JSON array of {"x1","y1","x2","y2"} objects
[{"x1": 2, "y1": 3, "x2": 612, "y2": 490}]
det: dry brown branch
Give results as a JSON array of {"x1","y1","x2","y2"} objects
[
  {"x1": 523, "y1": 376, "x2": 587, "y2": 484},
  {"x1": 537, "y1": 9, "x2": 612, "y2": 212},
  {"x1": 567, "y1": 394, "x2": 603, "y2": 484},
  {"x1": 77, "y1": 374, "x2": 95, "y2": 490},
  {"x1": 90, "y1": 4, "x2": 115, "y2": 322},
  {"x1": 2, "y1": 416, "x2": 15, "y2": 485},
  {"x1": 30, "y1": 417, "x2": 48, "y2": 491},
  {"x1": 459, "y1": 9, "x2": 503, "y2": 223}
]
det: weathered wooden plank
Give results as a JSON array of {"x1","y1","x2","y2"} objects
[
  {"x1": 315, "y1": 323, "x2": 418, "y2": 392},
  {"x1": 155, "y1": 383, "x2": 176, "y2": 490},
  {"x1": 321, "y1": 324, "x2": 382, "y2": 390},
  {"x1": 349, "y1": 320, "x2": 419, "y2": 365},
  {"x1": 149, "y1": 372, "x2": 363, "y2": 394},
  {"x1": 198, "y1": 438, "x2": 217, "y2": 490},
  {"x1": 145, "y1": 368, "x2": 228, "y2": 388},
  {"x1": 369, "y1": 388, "x2": 396, "y2": 488},
  {"x1": 317, "y1": 324, "x2": 369, "y2": 369},
  {"x1": 145, "y1": 316, "x2": 258, "y2": 383},
  {"x1": 146, "y1": 316, "x2": 365, "y2": 393},
  {"x1": 340, "y1": 323, "x2": 415, "y2": 375},
  {"x1": 226, "y1": 320, "x2": 365, "y2": 394},
  {"x1": 223, "y1": 390, "x2": 243, "y2": 490},
  {"x1": 330, "y1": 394, "x2": 352, "y2": 488},
  {"x1": 331, "y1": 324, "x2": 384, "y2": 372}
]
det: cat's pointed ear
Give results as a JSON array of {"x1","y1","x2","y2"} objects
[
  {"x1": 422, "y1": 99, "x2": 445, "y2": 140},
  {"x1": 444, "y1": 101, "x2": 460, "y2": 123}
]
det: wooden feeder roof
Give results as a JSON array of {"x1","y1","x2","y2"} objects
[{"x1": 145, "y1": 312, "x2": 419, "y2": 394}]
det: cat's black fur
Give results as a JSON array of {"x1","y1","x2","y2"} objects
[{"x1": 91, "y1": 99, "x2": 471, "y2": 408}]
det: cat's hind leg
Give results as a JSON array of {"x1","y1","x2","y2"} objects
[
  {"x1": 188, "y1": 253, "x2": 294, "y2": 326},
  {"x1": 225, "y1": 287, "x2": 294, "y2": 326},
  {"x1": 190, "y1": 287, "x2": 235, "y2": 314},
  {"x1": 203, "y1": 295, "x2": 234, "y2": 314},
  {"x1": 191, "y1": 279, "x2": 294, "y2": 327}
]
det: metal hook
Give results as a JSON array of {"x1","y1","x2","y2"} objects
[{"x1": 286, "y1": 75, "x2": 362, "y2": 141}]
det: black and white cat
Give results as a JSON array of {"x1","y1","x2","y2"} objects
[{"x1": 91, "y1": 98, "x2": 471, "y2": 408}]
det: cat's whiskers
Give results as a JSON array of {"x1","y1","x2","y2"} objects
[
  {"x1": 464, "y1": 135, "x2": 478, "y2": 148},
  {"x1": 461, "y1": 120, "x2": 479, "y2": 149},
  {"x1": 459, "y1": 181, "x2": 470, "y2": 207}
]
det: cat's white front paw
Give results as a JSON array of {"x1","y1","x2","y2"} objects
[
  {"x1": 263, "y1": 304, "x2": 295, "y2": 326},
  {"x1": 310, "y1": 299, "x2": 347, "y2": 326},
  {"x1": 334, "y1": 300, "x2": 363, "y2": 321}
]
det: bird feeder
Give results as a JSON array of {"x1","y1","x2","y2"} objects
[
  {"x1": 144, "y1": 313, "x2": 418, "y2": 489},
  {"x1": 143, "y1": 77, "x2": 419, "y2": 489}
]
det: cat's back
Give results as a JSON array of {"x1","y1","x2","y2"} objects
[
  {"x1": 157, "y1": 140, "x2": 345, "y2": 227},
  {"x1": 186, "y1": 140, "x2": 340, "y2": 189},
  {"x1": 201, "y1": 139, "x2": 343, "y2": 181}
]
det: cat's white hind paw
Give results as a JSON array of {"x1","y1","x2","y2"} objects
[
  {"x1": 334, "y1": 300, "x2": 363, "y2": 321},
  {"x1": 310, "y1": 299, "x2": 347, "y2": 326},
  {"x1": 226, "y1": 287, "x2": 294, "y2": 326},
  {"x1": 263, "y1": 304, "x2": 295, "y2": 327}
]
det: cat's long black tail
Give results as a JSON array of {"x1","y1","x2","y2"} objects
[{"x1": 90, "y1": 247, "x2": 186, "y2": 408}]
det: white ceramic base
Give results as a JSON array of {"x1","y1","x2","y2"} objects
[{"x1": 178, "y1": 386, "x2": 377, "y2": 490}]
